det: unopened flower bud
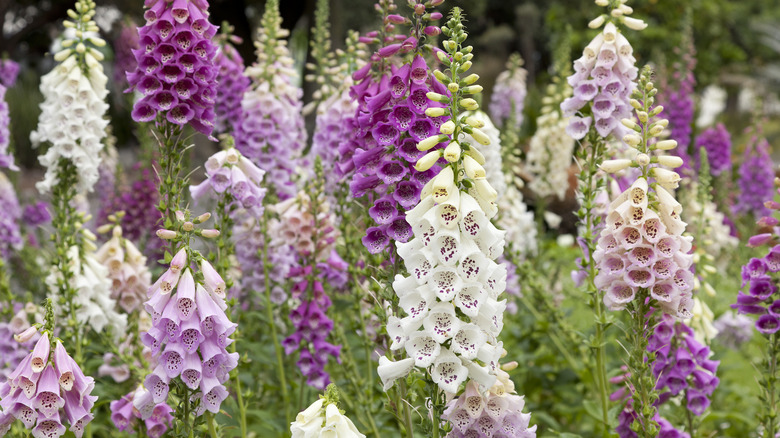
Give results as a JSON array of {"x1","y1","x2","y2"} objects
[
  {"x1": 654, "y1": 139, "x2": 677, "y2": 150},
  {"x1": 600, "y1": 159, "x2": 632, "y2": 173},
  {"x1": 623, "y1": 134, "x2": 641, "y2": 147},
  {"x1": 414, "y1": 150, "x2": 442, "y2": 172},
  {"x1": 157, "y1": 229, "x2": 178, "y2": 240},
  {"x1": 182, "y1": 221, "x2": 194, "y2": 231},
  {"x1": 748, "y1": 233, "x2": 773, "y2": 248},
  {"x1": 425, "y1": 107, "x2": 447, "y2": 117},
  {"x1": 459, "y1": 98, "x2": 478, "y2": 111},
  {"x1": 426, "y1": 91, "x2": 449, "y2": 103},
  {"x1": 195, "y1": 212, "x2": 211, "y2": 224},
  {"x1": 501, "y1": 361, "x2": 519, "y2": 371},
  {"x1": 469, "y1": 128, "x2": 490, "y2": 145},
  {"x1": 96, "y1": 224, "x2": 113, "y2": 234},
  {"x1": 440, "y1": 120, "x2": 456, "y2": 135},
  {"x1": 443, "y1": 141, "x2": 461, "y2": 162},
  {"x1": 635, "y1": 153, "x2": 650, "y2": 166},
  {"x1": 588, "y1": 15, "x2": 606, "y2": 29},
  {"x1": 648, "y1": 125, "x2": 664, "y2": 136},
  {"x1": 637, "y1": 111, "x2": 648, "y2": 123},
  {"x1": 621, "y1": 118, "x2": 639, "y2": 130},
  {"x1": 465, "y1": 147, "x2": 485, "y2": 165},
  {"x1": 201, "y1": 229, "x2": 220, "y2": 239},
  {"x1": 463, "y1": 155, "x2": 486, "y2": 179},
  {"x1": 622, "y1": 16, "x2": 648, "y2": 30},
  {"x1": 175, "y1": 211, "x2": 186, "y2": 221},
  {"x1": 418, "y1": 134, "x2": 447, "y2": 151},
  {"x1": 474, "y1": 177, "x2": 498, "y2": 202},
  {"x1": 652, "y1": 167, "x2": 681, "y2": 189},
  {"x1": 465, "y1": 116, "x2": 484, "y2": 129},
  {"x1": 462, "y1": 73, "x2": 479, "y2": 85},
  {"x1": 458, "y1": 60, "x2": 472, "y2": 73},
  {"x1": 657, "y1": 155, "x2": 684, "y2": 168}
]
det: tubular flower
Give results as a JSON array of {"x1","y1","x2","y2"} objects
[
  {"x1": 113, "y1": 20, "x2": 140, "y2": 87},
  {"x1": 31, "y1": 0, "x2": 109, "y2": 194},
  {"x1": 595, "y1": 71, "x2": 694, "y2": 317},
  {"x1": 561, "y1": 0, "x2": 645, "y2": 140},
  {"x1": 0, "y1": 331, "x2": 98, "y2": 437},
  {"x1": 311, "y1": 82, "x2": 358, "y2": 197},
  {"x1": 489, "y1": 53, "x2": 527, "y2": 131},
  {"x1": 213, "y1": 30, "x2": 249, "y2": 136},
  {"x1": 125, "y1": 0, "x2": 219, "y2": 137},
  {"x1": 110, "y1": 386, "x2": 172, "y2": 438},
  {"x1": 461, "y1": 111, "x2": 506, "y2": 199},
  {"x1": 235, "y1": 0, "x2": 306, "y2": 200},
  {"x1": 732, "y1": 243, "x2": 780, "y2": 335},
  {"x1": 0, "y1": 85, "x2": 16, "y2": 170},
  {"x1": 442, "y1": 362, "x2": 537, "y2": 437},
  {"x1": 189, "y1": 145, "x2": 266, "y2": 215},
  {"x1": 657, "y1": 32, "x2": 695, "y2": 173},
  {"x1": 142, "y1": 247, "x2": 237, "y2": 416},
  {"x1": 0, "y1": 303, "x2": 40, "y2": 381},
  {"x1": 713, "y1": 311, "x2": 753, "y2": 350},
  {"x1": 0, "y1": 59, "x2": 19, "y2": 88},
  {"x1": 95, "y1": 224, "x2": 152, "y2": 313}
]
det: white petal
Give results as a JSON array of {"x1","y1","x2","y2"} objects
[{"x1": 377, "y1": 356, "x2": 415, "y2": 391}]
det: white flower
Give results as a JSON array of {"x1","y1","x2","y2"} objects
[
  {"x1": 377, "y1": 357, "x2": 415, "y2": 391},
  {"x1": 460, "y1": 111, "x2": 507, "y2": 199},
  {"x1": 290, "y1": 397, "x2": 365, "y2": 438}
]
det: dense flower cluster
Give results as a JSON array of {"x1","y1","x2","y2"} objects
[
  {"x1": 235, "y1": 0, "x2": 306, "y2": 200},
  {"x1": 442, "y1": 363, "x2": 537, "y2": 437},
  {"x1": 0, "y1": 173, "x2": 22, "y2": 259},
  {"x1": 713, "y1": 311, "x2": 754, "y2": 349},
  {"x1": 95, "y1": 224, "x2": 152, "y2": 313},
  {"x1": 349, "y1": 54, "x2": 448, "y2": 253},
  {"x1": 0, "y1": 59, "x2": 19, "y2": 87},
  {"x1": 489, "y1": 53, "x2": 527, "y2": 131},
  {"x1": 380, "y1": 172, "x2": 508, "y2": 392},
  {"x1": 190, "y1": 146, "x2": 266, "y2": 214},
  {"x1": 290, "y1": 387, "x2": 365, "y2": 438},
  {"x1": 213, "y1": 35, "x2": 249, "y2": 135},
  {"x1": 594, "y1": 177, "x2": 694, "y2": 316},
  {"x1": 732, "y1": 245, "x2": 780, "y2": 335},
  {"x1": 101, "y1": 168, "x2": 161, "y2": 248},
  {"x1": 734, "y1": 133, "x2": 774, "y2": 218},
  {"x1": 113, "y1": 20, "x2": 140, "y2": 86},
  {"x1": 110, "y1": 387, "x2": 172, "y2": 437},
  {"x1": 463, "y1": 112, "x2": 506, "y2": 199},
  {"x1": 648, "y1": 315, "x2": 720, "y2": 416},
  {"x1": 22, "y1": 202, "x2": 52, "y2": 228},
  {"x1": 0, "y1": 332, "x2": 97, "y2": 437},
  {"x1": 0, "y1": 304, "x2": 40, "y2": 381},
  {"x1": 694, "y1": 123, "x2": 731, "y2": 176},
  {"x1": 31, "y1": 36, "x2": 109, "y2": 193},
  {"x1": 142, "y1": 248, "x2": 237, "y2": 415},
  {"x1": 312, "y1": 84, "x2": 357, "y2": 196},
  {"x1": 526, "y1": 83, "x2": 575, "y2": 200},
  {"x1": 658, "y1": 38, "x2": 695, "y2": 173},
  {"x1": 497, "y1": 184, "x2": 537, "y2": 258},
  {"x1": 679, "y1": 181, "x2": 737, "y2": 258},
  {"x1": 562, "y1": 4, "x2": 644, "y2": 140},
  {"x1": 126, "y1": 0, "x2": 218, "y2": 136},
  {"x1": 47, "y1": 245, "x2": 128, "y2": 336}
]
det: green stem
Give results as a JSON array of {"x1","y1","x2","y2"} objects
[
  {"x1": 627, "y1": 291, "x2": 658, "y2": 438},
  {"x1": 207, "y1": 413, "x2": 219, "y2": 438},
  {"x1": 261, "y1": 209, "x2": 291, "y2": 425},
  {"x1": 399, "y1": 379, "x2": 415, "y2": 438},
  {"x1": 764, "y1": 333, "x2": 780, "y2": 437}
]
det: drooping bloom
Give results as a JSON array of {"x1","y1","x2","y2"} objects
[
  {"x1": 0, "y1": 332, "x2": 98, "y2": 437},
  {"x1": 31, "y1": 30, "x2": 109, "y2": 193},
  {"x1": 694, "y1": 123, "x2": 731, "y2": 177},
  {"x1": 442, "y1": 363, "x2": 537, "y2": 437},
  {"x1": 0, "y1": 173, "x2": 22, "y2": 259},
  {"x1": 490, "y1": 53, "x2": 527, "y2": 131},
  {"x1": 190, "y1": 146, "x2": 266, "y2": 215},
  {"x1": 125, "y1": 0, "x2": 219, "y2": 136},
  {"x1": 110, "y1": 386, "x2": 172, "y2": 438},
  {"x1": 235, "y1": 0, "x2": 306, "y2": 200},
  {"x1": 142, "y1": 248, "x2": 237, "y2": 415},
  {"x1": 95, "y1": 224, "x2": 152, "y2": 313},
  {"x1": 213, "y1": 33, "x2": 249, "y2": 136},
  {"x1": 561, "y1": 9, "x2": 644, "y2": 140},
  {"x1": 290, "y1": 385, "x2": 365, "y2": 438},
  {"x1": 734, "y1": 133, "x2": 774, "y2": 219},
  {"x1": 0, "y1": 303, "x2": 40, "y2": 381}
]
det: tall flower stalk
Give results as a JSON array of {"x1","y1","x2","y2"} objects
[{"x1": 563, "y1": 1, "x2": 646, "y2": 433}]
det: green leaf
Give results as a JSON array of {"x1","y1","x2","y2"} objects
[{"x1": 582, "y1": 399, "x2": 606, "y2": 423}]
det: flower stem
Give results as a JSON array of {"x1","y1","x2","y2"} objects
[
  {"x1": 762, "y1": 332, "x2": 780, "y2": 437},
  {"x1": 626, "y1": 291, "x2": 658, "y2": 438},
  {"x1": 261, "y1": 208, "x2": 291, "y2": 425}
]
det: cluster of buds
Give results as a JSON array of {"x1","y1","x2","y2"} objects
[
  {"x1": 155, "y1": 210, "x2": 220, "y2": 242},
  {"x1": 596, "y1": 68, "x2": 694, "y2": 317}
]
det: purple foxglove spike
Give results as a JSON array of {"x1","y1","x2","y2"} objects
[
  {"x1": 686, "y1": 390, "x2": 710, "y2": 416},
  {"x1": 175, "y1": 269, "x2": 197, "y2": 321},
  {"x1": 306, "y1": 368, "x2": 330, "y2": 391},
  {"x1": 769, "y1": 300, "x2": 780, "y2": 316},
  {"x1": 757, "y1": 314, "x2": 780, "y2": 335},
  {"x1": 62, "y1": 389, "x2": 91, "y2": 436},
  {"x1": 283, "y1": 332, "x2": 302, "y2": 355},
  {"x1": 179, "y1": 317, "x2": 205, "y2": 354},
  {"x1": 749, "y1": 277, "x2": 776, "y2": 300},
  {"x1": 296, "y1": 349, "x2": 316, "y2": 376},
  {"x1": 54, "y1": 341, "x2": 74, "y2": 391},
  {"x1": 33, "y1": 366, "x2": 64, "y2": 418},
  {"x1": 390, "y1": 104, "x2": 416, "y2": 132},
  {"x1": 181, "y1": 353, "x2": 203, "y2": 389},
  {"x1": 408, "y1": 83, "x2": 431, "y2": 114},
  {"x1": 200, "y1": 259, "x2": 226, "y2": 301},
  {"x1": 145, "y1": 365, "x2": 171, "y2": 404},
  {"x1": 33, "y1": 418, "x2": 67, "y2": 438},
  {"x1": 31, "y1": 332, "x2": 50, "y2": 373},
  {"x1": 170, "y1": 0, "x2": 189, "y2": 23}
]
